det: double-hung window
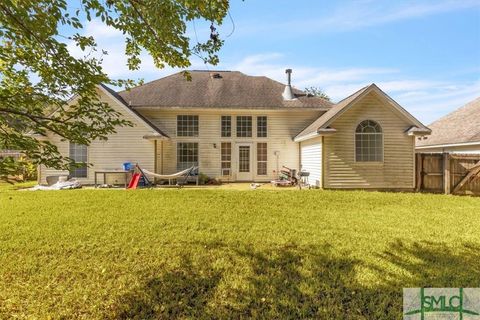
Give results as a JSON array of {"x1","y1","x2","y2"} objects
[
  {"x1": 257, "y1": 116, "x2": 267, "y2": 137},
  {"x1": 221, "y1": 116, "x2": 231, "y2": 137},
  {"x1": 236, "y1": 116, "x2": 252, "y2": 137},
  {"x1": 221, "y1": 142, "x2": 232, "y2": 176},
  {"x1": 257, "y1": 143, "x2": 267, "y2": 175},
  {"x1": 177, "y1": 142, "x2": 198, "y2": 170},
  {"x1": 69, "y1": 142, "x2": 88, "y2": 178},
  {"x1": 177, "y1": 115, "x2": 198, "y2": 137}
]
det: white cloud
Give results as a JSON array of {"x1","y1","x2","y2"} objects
[
  {"x1": 322, "y1": 0, "x2": 480, "y2": 31},
  {"x1": 84, "y1": 19, "x2": 123, "y2": 39},
  {"x1": 65, "y1": 19, "x2": 207, "y2": 80},
  {"x1": 63, "y1": 18, "x2": 479, "y2": 126},
  {"x1": 237, "y1": 0, "x2": 480, "y2": 36},
  {"x1": 221, "y1": 52, "x2": 480, "y2": 124}
]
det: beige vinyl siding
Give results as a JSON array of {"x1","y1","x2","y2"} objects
[
  {"x1": 139, "y1": 108, "x2": 323, "y2": 181},
  {"x1": 323, "y1": 91, "x2": 415, "y2": 189},
  {"x1": 39, "y1": 88, "x2": 156, "y2": 185},
  {"x1": 300, "y1": 137, "x2": 322, "y2": 187}
]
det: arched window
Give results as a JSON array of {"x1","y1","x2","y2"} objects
[{"x1": 355, "y1": 120, "x2": 383, "y2": 162}]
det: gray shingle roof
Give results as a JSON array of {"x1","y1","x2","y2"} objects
[
  {"x1": 294, "y1": 85, "x2": 370, "y2": 140},
  {"x1": 100, "y1": 84, "x2": 169, "y2": 138},
  {"x1": 117, "y1": 71, "x2": 333, "y2": 109},
  {"x1": 294, "y1": 84, "x2": 430, "y2": 141},
  {"x1": 417, "y1": 97, "x2": 480, "y2": 147}
]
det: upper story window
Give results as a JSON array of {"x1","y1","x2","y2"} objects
[
  {"x1": 236, "y1": 116, "x2": 252, "y2": 137},
  {"x1": 69, "y1": 142, "x2": 88, "y2": 178},
  {"x1": 177, "y1": 115, "x2": 198, "y2": 137},
  {"x1": 221, "y1": 116, "x2": 231, "y2": 137},
  {"x1": 257, "y1": 116, "x2": 267, "y2": 138},
  {"x1": 355, "y1": 120, "x2": 383, "y2": 162}
]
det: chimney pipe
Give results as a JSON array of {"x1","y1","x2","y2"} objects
[
  {"x1": 282, "y1": 68, "x2": 296, "y2": 100},
  {"x1": 285, "y1": 68, "x2": 292, "y2": 85}
]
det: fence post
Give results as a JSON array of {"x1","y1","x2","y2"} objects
[
  {"x1": 415, "y1": 153, "x2": 422, "y2": 191},
  {"x1": 443, "y1": 152, "x2": 451, "y2": 194}
]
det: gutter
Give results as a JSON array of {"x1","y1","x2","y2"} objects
[{"x1": 416, "y1": 141, "x2": 480, "y2": 149}]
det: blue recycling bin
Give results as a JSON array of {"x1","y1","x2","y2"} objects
[{"x1": 123, "y1": 162, "x2": 134, "y2": 171}]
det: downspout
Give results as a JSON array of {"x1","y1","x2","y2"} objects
[
  {"x1": 161, "y1": 141, "x2": 164, "y2": 174},
  {"x1": 154, "y1": 140, "x2": 158, "y2": 184},
  {"x1": 321, "y1": 135, "x2": 325, "y2": 189},
  {"x1": 298, "y1": 142, "x2": 302, "y2": 171}
]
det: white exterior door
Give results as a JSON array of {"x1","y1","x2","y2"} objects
[
  {"x1": 300, "y1": 137, "x2": 323, "y2": 187},
  {"x1": 236, "y1": 143, "x2": 253, "y2": 181}
]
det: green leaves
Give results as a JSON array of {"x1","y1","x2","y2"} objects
[
  {"x1": 0, "y1": 0, "x2": 229, "y2": 180},
  {"x1": 304, "y1": 86, "x2": 331, "y2": 101}
]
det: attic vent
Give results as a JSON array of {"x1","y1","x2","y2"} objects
[{"x1": 210, "y1": 73, "x2": 222, "y2": 79}]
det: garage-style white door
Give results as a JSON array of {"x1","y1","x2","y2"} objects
[{"x1": 300, "y1": 137, "x2": 322, "y2": 187}]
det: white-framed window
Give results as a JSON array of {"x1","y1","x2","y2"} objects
[
  {"x1": 221, "y1": 142, "x2": 231, "y2": 176},
  {"x1": 236, "y1": 116, "x2": 252, "y2": 137},
  {"x1": 257, "y1": 116, "x2": 267, "y2": 138},
  {"x1": 177, "y1": 115, "x2": 198, "y2": 137},
  {"x1": 177, "y1": 142, "x2": 198, "y2": 170},
  {"x1": 69, "y1": 142, "x2": 87, "y2": 178},
  {"x1": 221, "y1": 116, "x2": 231, "y2": 137},
  {"x1": 239, "y1": 146, "x2": 250, "y2": 172},
  {"x1": 355, "y1": 120, "x2": 383, "y2": 162},
  {"x1": 257, "y1": 142, "x2": 267, "y2": 175}
]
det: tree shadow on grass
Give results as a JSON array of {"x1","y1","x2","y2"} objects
[
  {"x1": 114, "y1": 253, "x2": 223, "y2": 319},
  {"x1": 374, "y1": 240, "x2": 480, "y2": 288},
  {"x1": 112, "y1": 241, "x2": 480, "y2": 319}
]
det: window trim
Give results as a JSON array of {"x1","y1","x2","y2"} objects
[
  {"x1": 256, "y1": 142, "x2": 268, "y2": 175},
  {"x1": 176, "y1": 142, "x2": 199, "y2": 170},
  {"x1": 220, "y1": 142, "x2": 232, "y2": 176},
  {"x1": 69, "y1": 142, "x2": 88, "y2": 178},
  {"x1": 257, "y1": 116, "x2": 268, "y2": 138},
  {"x1": 236, "y1": 116, "x2": 253, "y2": 138},
  {"x1": 176, "y1": 115, "x2": 199, "y2": 137},
  {"x1": 354, "y1": 120, "x2": 384, "y2": 163},
  {"x1": 221, "y1": 115, "x2": 232, "y2": 138}
]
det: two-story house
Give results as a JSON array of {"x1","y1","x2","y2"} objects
[{"x1": 38, "y1": 70, "x2": 431, "y2": 189}]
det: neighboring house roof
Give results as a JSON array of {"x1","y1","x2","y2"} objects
[
  {"x1": 99, "y1": 84, "x2": 169, "y2": 139},
  {"x1": 416, "y1": 97, "x2": 480, "y2": 147},
  {"x1": 294, "y1": 84, "x2": 431, "y2": 142},
  {"x1": 117, "y1": 70, "x2": 333, "y2": 109}
]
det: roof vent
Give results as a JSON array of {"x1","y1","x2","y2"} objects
[
  {"x1": 210, "y1": 72, "x2": 222, "y2": 79},
  {"x1": 282, "y1": 68, "x2": 296, "y2": 100}
]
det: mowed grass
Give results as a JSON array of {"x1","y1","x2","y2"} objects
[{"x1": 0, "y1": 187, "x2": 479, "y2": 319}]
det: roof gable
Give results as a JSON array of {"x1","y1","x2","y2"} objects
[
  {"x1": 294, "y1": 84, "x2": 430, "y2": 141},
  {"x1": 99, "y1": 84, "x2": 168, "y2": 139}
]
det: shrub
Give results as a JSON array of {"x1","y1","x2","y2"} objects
[
  {"x1": 198, "y1": 172, "x2": 210, "y2": 185},
  {"x1": 0, "y1": 156, "x2": 37, "y2": 182}
]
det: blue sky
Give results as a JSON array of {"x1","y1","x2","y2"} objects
[{"x1": 67, "y1": 0, "x2": 480, "y2": 124}]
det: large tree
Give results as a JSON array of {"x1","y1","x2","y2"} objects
[{"x1": 0, "y1": 0, "x2": 229, "y2": 180}]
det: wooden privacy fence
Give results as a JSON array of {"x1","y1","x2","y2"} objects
[{"x1": 416, "y1": 153, "x2": 480, "y2": 195}]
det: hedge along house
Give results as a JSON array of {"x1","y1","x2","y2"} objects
[{"x1": 39, "y1": 70, "x2": 431, "y2": 189}]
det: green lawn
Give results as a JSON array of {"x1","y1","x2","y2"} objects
[{"x1": 0, "y1": 187, "x2": 479, "y2": 319}]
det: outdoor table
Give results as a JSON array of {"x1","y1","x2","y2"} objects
[{"x1": 94, "y1": 170, "x2": 130, "y2": 188}]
